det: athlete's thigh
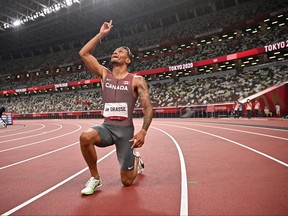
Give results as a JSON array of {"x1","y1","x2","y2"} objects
[
  {"x1": 91, "y1": 124, "x2": 114, "y2": 147},
  {"x1": 114, "y1": 125, "x2": 135, "y2": 171}
]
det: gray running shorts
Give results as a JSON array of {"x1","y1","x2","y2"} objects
[{"x1": 91, "y1": 122, "x2": 135, "y2": 171}]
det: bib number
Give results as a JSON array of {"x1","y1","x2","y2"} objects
[{"x1": 103, "y1": 103, "x2": 128, "y2": 120}]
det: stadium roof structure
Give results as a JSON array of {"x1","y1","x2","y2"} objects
[{"x1": 0, "y1": 0, "x2": 202, "y2": 58}]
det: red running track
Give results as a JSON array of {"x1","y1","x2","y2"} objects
[{"x1": 0, "y1": 118, "x2": 288, "y2": 215}]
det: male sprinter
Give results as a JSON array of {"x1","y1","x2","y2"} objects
[{"x1": 79, "y1": 20, "x2": 153, "y2": 195}]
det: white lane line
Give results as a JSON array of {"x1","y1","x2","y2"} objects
[
  {"x1": 169, "y1": 122, "x2": 288, "y2": 141},
  {"x1": 0, "y1": 124, "x2": 82, "y2": 153},
  {"x1": 197, "y1": 124, "x2": 288, "y2": 141},
  {"x1": 184, "y1": 121, "x2": 288, "y2": 132},
  {"x1": 1, "y1": 149, "x2": 116, "y2": 216},
  {"x1": 0, "y1": 124, "x2": 45, "y2": 138},
  {"x1": 0, "y1": 124, "x2": 27, "y2": 135},
  {"x1": 0, "y1": 124, "x2": 63, "y2": 144},
  {"x1": 151, "y1": 126, "x2": 188, "y2": 216},
  {"x1": 0, "y1": 142, "x2": 79, "y2": 170},
  {"x1": 1, "y1": 122, "x2": 99, "y2": 169},
  {"x1": 213, "y1": 122, "x2": 288, "y2": 132},
  {"x1": 161, "y1": 124, "x2": 288, "y2": 168}
]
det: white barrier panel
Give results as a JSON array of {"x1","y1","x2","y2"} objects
[{"x1": 1, "y1": 112, "x2": 13, "y2": 125}]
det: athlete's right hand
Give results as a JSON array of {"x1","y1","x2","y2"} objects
[
  {"x1": 99, "y1": 20, "x2": 113, "y2": 37},
  {"x1": 130, "y1": 129, "x2": 147, "y2": 149}
]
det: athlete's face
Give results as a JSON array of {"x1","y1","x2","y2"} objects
[{"x1": 111, "y1": 47, "x2": 131, "y2": 66}]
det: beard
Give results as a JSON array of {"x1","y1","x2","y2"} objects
[{"x1": 110, "y1": 58, "x2": 121, "y2": 65}]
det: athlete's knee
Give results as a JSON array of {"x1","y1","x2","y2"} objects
[
  {"x1": 80, "y1": 129, "x2": 99, "y2": 147},
  {"x1": 121, "y1": 176, "x2": 134, "y2": 187}
]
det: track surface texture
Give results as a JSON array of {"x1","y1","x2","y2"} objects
[{"x1": 0, "y1": 118, "x2": 288, "y2": 216}]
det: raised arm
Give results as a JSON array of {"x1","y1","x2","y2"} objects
[
  {"x1": 79, "y1": 20, "x2": 113, "y2": 79},
  {"x1": 130, "y1": 76, "x2": 153, "y2": 149}
]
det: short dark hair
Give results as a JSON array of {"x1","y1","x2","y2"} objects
[{"x1": 121, "y1": 46, "x2": 133, "y2": 65}]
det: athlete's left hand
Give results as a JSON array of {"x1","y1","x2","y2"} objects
[{"x1": 130, "y1": 129, "x2": 147, "y2": 149}]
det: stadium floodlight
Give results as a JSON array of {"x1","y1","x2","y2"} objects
[
  {"x1": 4, "y1": 23, "x2": 11, "y2": 29},
  {"x1": 13, "y1": 20, "x2": 21, "y2": 27},
  {"x1": 54, "y1": 4, "x2": 61, "y2": 11},
  {"x1": 1, "y1": 0, "x2": 81, "y2": 30},
  {"x1": 66, "y1": 0, "x2": 73, "y2": 6},
  {"x1": 43, "y1": 7, "x2": 52, "y2": 15}
]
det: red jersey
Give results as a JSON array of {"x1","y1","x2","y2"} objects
[
  {"x1": 246, "y1": 101, "x2": 252, "y2": 110},
  {"x1": 254, "y1": 101, "x2": 260, "y2": 109},
  {"x1": 102, "y1": 72, "x2": 136, "y2": 126}
]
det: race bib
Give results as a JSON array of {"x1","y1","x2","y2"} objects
[{"x1": 103, "y1": 102, "x2": 128, "y2": 119}]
